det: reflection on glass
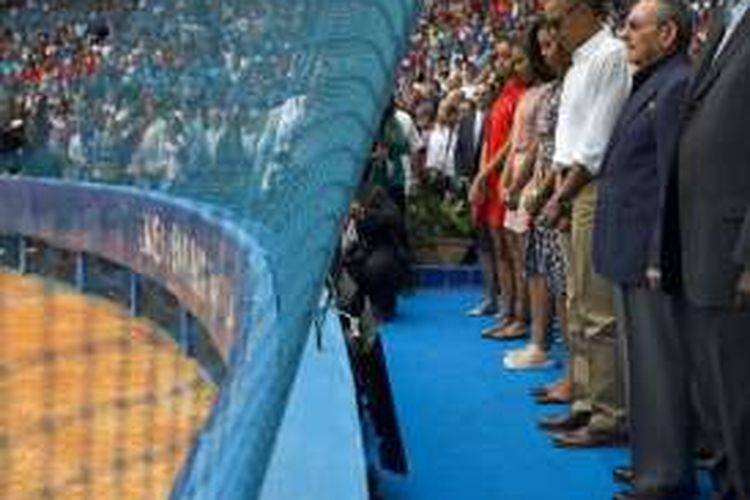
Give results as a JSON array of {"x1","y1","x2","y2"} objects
[{"x1": 0, "y1": 0, "x2": 316, "y2": 211}]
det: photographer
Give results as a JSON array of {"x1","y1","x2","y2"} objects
[{"x1": 341, "y1": 185, "x2": 410, "y2": 323}]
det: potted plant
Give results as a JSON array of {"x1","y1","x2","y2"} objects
[{"x1": 406, "y1": 173, "x2": 473, "y2": 265}]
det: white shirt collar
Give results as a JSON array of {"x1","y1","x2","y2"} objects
[
  {"x1": 728, "y1": 0, "x2": 750, "y2": 26},
  {"x1": 713, "y1": 0, "x2": 750, "y2": 60}
]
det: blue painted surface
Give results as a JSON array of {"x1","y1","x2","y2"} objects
[
  {"x1": 412, "y1": 265, "x2": 484, "y2": 290},
  {"x1": 260, "y1": 308, "x2": 368, "y2": 500},
  {"x1": 378, "y1": 289, "x2": 627, "y2": 500}
]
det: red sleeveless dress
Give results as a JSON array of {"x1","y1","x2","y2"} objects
[{"x1": 476, "y1": 78, "x2": 525, "y2": 229}]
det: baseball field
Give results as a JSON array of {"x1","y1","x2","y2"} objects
[{"x1": 0, "y1": 270, "x2": 216, "y2": 499}]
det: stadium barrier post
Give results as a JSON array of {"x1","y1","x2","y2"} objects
[
  {"x1": 18, "y1": 237, "x2": 26, "y2": 274},
  {"x1": 75, "y1": 253, "x2": 86, "y2": 291},
  {"x1": 129, "y1": 271, "x2": 140, "y2": 317}
]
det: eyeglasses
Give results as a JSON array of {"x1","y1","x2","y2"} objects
[
  {"x1": 621, "y1": 13, "x2": 669, "y2": 37},
  {"x1": 624, "y1": 17, "x2": 663, "y2": 32}
]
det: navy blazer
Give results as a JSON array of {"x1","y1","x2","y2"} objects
[{"x1": 593, "y1": 53, "x2": 692, "y2": 285}]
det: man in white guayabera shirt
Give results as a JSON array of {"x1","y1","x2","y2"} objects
[{"x1": 535, "y1": 0, "x2": 632, "y2": 448}]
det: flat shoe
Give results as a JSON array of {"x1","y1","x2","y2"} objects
[
  {"x1": 503, "y1": 345, "x2": 553, "y2": 370},
  {"x1": 488, "y1": 321, "x2": 527, "y2": 340},
  {"x1": 535, "y1": 392, "x2": 570, "y2": 405},
  {"x1": 535, "y1": 384, "x2": 571, "y2": 404},
  {"x1": 481, "y1": 321, "x2": 512, "y2": 338},
  {"x1": 530, "y1": 378, "x2": 567, "y2": 397},
  {"x1": 466, "y1": 301, "x2": 498, "y2": 317}
]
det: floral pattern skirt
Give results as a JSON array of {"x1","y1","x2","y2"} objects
[{"x1": 525, "y1": 225, "x2": 567, "y2": 298}]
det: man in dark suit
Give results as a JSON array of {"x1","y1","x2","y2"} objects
[
  {"x1": 456, "y1": 87, "x2": 499, "y2": 316},
  {"x1": 454, "y1": 94, "x2": 485, "y2": 182},
  {"x1": 591, "y1": 0, "x2": 693, "y2": 496},
  {"x1": 660, "y1": 0, "x2": 750, "y2": 496}
]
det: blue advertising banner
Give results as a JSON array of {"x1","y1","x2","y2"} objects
[{"x1": 0, "y1": 177, "x2": 269, "y2": 361}]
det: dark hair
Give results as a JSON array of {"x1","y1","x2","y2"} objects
[
  {"x1": 525, "y1": 20, "x2": 557, "y2": 83},
  {"x1": 579, "y1": 0, "x2": 611, "y2": 16},
  {"x1": 88, "y1": 19, "x2": 110, "y2": 43},
  {"x1": 653, "y1": 0, "x2": 692, "y2": 53},
  {"x1": 0, "y1": 26, "x2": 12, "y2": 42},
  {"x1": 495, "y1": 33, "x2": 512, "y2": 45}
]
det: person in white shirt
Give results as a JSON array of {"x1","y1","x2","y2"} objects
[
  {"x1": 536, "y1": 0, "x2": 631, "y2": 449},
  {"x1": 394, "y1": 105, "x2": 425, "y2": 195},
  {"x1": 424, "y1": 99, "x2": 459, "y2": 181}
]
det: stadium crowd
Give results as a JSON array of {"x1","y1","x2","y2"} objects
[{"x1": 0, "y1": 1, "x2": 311, "y2": 193}]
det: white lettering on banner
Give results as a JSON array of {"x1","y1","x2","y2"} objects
[
  {"x1": 138, "y1": 213, "x2": 237, "y2": 338},
  {"x1": 141, "y1": 214, "x2": 166, "y2": 266}
]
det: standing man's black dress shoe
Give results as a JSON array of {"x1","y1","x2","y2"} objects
[
  {"x1": 613, "y1": 466, "x2": 636, "y2": 486},
  {"x1": 552, "y1": 425, "x2": 628, "y2": 448}
]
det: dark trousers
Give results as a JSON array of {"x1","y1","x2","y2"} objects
[
  {"x1": 476, "y1": 224, "x2": 499, "y2": 306},
  {"x1": 614, "y1": 285, "x2": 693, "y2": 490},
  {"x1": 355, "y1": 248, "x2": 401, "y2": 320},
  {"x1": 681, "y1": 303, "x2": 750, "y2": 498}
]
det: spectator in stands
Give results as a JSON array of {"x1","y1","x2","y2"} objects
[
  {"x1": 393, "y1": 99, "x2": 425, "y2": 196},
  {"x1": 414, "y1": 100, "x2": 436, "y2": 140},
  {"x1": 537, "y1": 0, "x2": 631, "y2": 448},
  {"x1": 0, "y1": 85, "x2": 26, "y2": 172},
  {"x1": 589, "y1": 0, "x2": 693, "y2": 496},
  {"x1": 368, "y1": 103, "x2": 411, "y2": 214},
  {"x1": 180, "y1": 104, "x2": 210, "y2": 179},
  {"x1": 204, "y1": 106, "x2": 226, "y2": 169},
  {"x1": 0, "y1": 27, "x2": 21, "y2": 83},
  {"x1": 503, "y1": 19, "x2": 570, "y2": 370},
  {"x1": 454, "y1": 84, "x2": 488, "y2": 188},
  {"x1": 660, "y1": 0, "x2": 750, "y2": 496},
  {"x1": 128, "y1": 99, "x2": 181, "y2": 188},
  {"x1": 424, "y1": 96, "x2": 460, "y2": 182}
]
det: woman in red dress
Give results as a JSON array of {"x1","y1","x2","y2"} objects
[{"x1": 469, "y1": 37, "x2": 526, "y2": 338}]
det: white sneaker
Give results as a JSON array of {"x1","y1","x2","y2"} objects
[
  {"x1": 504, "y1": 345, "x2": 526, "y2": 358},
  {"x1": 503, "y1": 344, "x2": 553, "y2": 370}
]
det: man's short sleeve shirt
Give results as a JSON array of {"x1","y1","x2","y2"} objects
[{"x1": 553, "y1": 26, "x2": 631, "y2": 175}]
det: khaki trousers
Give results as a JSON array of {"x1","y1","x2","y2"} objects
[{"x1": 567, "y1": 183, "x2": 624, "y2": 430}]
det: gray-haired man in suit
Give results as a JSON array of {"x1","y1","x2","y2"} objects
[
  {"x1": 592, "y1": 0, "x2": 694, "y2": 496},
  {"x1": 660, "y1": 0, "x2": 750, "y2": 496}
]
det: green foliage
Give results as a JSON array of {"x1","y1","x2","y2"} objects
[{"x1": 406, "y1": 174, "x2": 472, "y2": 241}]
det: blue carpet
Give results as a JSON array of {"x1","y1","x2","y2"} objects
[{"x1": 378, "y1": 289, "x2": 627, "y2": 500}]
